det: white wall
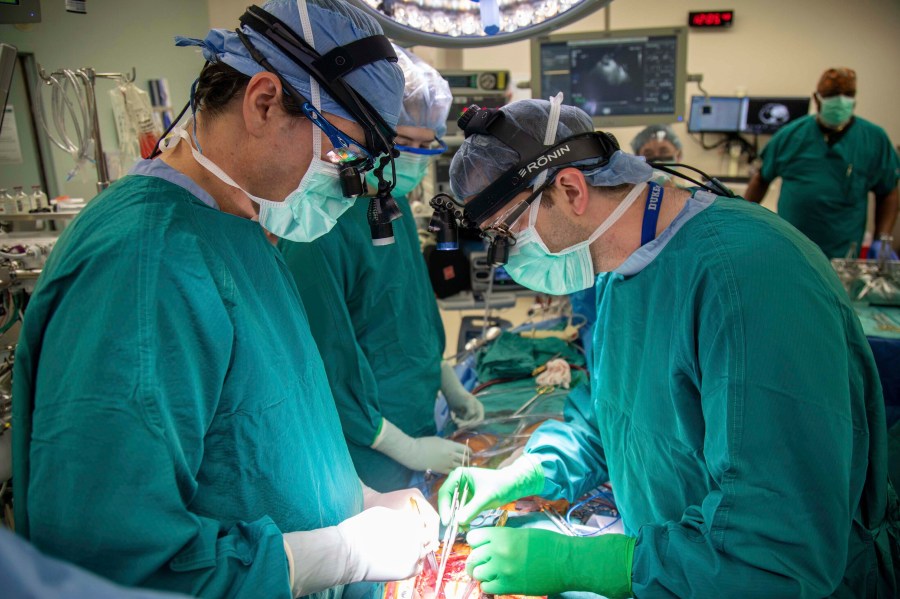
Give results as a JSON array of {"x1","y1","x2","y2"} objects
[{"x1": 208, "y1": 0, "x2": 254, "y2": 28}]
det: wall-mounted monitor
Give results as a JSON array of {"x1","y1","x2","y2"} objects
[
  {"x1": 687, "y1": 95, "x2": 744, "y2": 133},
  {"x1": 0, "y1": 0, "x2": 41, "y2": 24},
  {"x1": 742, "y1": 96, "x2": 810, "y2": 134},
  {"x1": 688, "y1": 94, "x2": 811, "y2": 135},
  {"x1": 531, "y1": 26, "x2": 688, "y2": 128}
]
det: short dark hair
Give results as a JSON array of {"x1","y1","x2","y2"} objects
[
  {"x1": 191, "y1": 61, "x2": 306, "y2": 118},
  {"x1": 541, "y1": 179, "x2": 631, "y2": 208}
]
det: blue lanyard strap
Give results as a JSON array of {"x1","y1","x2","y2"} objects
[{"x1": 641, "y1": 182, "x2": 664, "y2": 246}]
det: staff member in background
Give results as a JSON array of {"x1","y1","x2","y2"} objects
[
  {"x1": 12, "y1": 2, "x2": 437, "y2": 598},
  {"x1": 280, "y1": 45, "x2": 484, "y2": 493},
  {"x1": 630, "y1": 124, "x2": 683, "y2": 163},
  {"x1": 439, "y1": 98, "x2": 898, "y2": 598},
  {"x1": 745, "y1": 67, "x2": 899, "y2": 259}
]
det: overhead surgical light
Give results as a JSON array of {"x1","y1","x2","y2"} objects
[{"x1": 344, "y1": 0, "x2": 611, "y2": 47}]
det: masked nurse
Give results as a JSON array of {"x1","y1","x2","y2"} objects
[
  {"x1": 439, "y1": 98, "x2": 899, "y2": 598},
  {"x1": 280, "y1": 46, "x2": 484, "y2": 493},
  {"x1": 745, "y1": 67, "x2": 898, "y2": 259}
]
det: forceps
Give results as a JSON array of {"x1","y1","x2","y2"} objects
[
  {"x1": 435, "y1": 443, "x2": 471, "y2": 596},
  {"x1": 512, "y1": 385, "x2": 555, "y2": 417}
]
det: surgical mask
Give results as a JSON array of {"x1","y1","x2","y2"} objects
[
  {"x1": 161, "y1": 126, "x2": 353, "y2": 243},
  {"x1": 366, "y1": 151, "x2": 429, "y2": 198},
  {"x1": 817, "y1": 94, "x2": 855, "y2": 128},
  {"x1": 504, "y1": 182, "x2": 648, "y2": 295}
]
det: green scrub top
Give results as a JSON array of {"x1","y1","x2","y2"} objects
[
  {"x1": 13, "y1": 170, "x2": 362, "y2": 599},
  {"x1": 526, "y1": 194, "x2": 898, "y2": 597},
  {"x1": 279, "y1": 196, "x2": 445, "y2": 492},
  {"x1": 761, "y1": 114, "x2": 900, "y2": 259}
]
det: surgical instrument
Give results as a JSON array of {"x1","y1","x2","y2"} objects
[
  {"x1": 512, "y1": 385, "x2": 556, "y2": 418},
  {"x1": 410, "y1": 497, "x2": 438, "y2": 572},
  {"x1": 542, "y1": 505, "x2": 578, "y2": 537},
  {"x1": 874, "y1": 312, "x2": 900, "y2": 333},
  {"x1": 435, "y1": 444, "x2": 470, "y2": 597}
]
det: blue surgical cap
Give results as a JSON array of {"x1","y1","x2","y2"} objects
[
  {"x1": 450, "y1": 99, "x2": 653, "y2": 200},
  {"x1": 175, "y1": 0, "x2": 405, "y2": 128},
  {"x1": 630, "y1": 124, "x2": 682, "y2": 154},
  {"x1": 394, "y1": 46, "x2": 452, "y2": 139}
]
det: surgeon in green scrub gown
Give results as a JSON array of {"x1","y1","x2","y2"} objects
[
  {"x1": 280, "y1": 46, "x2": 484, "y2": 493},
  {"x1": 12, "y1": 2, "x2": 439, "y2": 598},
  {"x1": 439, "y1": 99, "x2": 900, "y2": 598},
  {"x1": 746, "y1": 67, "x2": 899, "y2": 259}
]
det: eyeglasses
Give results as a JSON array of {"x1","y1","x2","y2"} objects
[
  {"x1": 298, "y1": 100, "x2": 373, "y2": 166},
  {"x1": 480, "y1": 178, "x2": 553, "y2": 244}
]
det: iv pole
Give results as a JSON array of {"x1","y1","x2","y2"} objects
[{"x1": 35, "y1": 65, "x2": 136, "y2": 194}]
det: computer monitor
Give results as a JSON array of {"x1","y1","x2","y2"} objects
[
  {"x1": 531, "y1": 26, "x2": 688, "y2": 128},
  {"x1": 0, "y1": 0, "x2": 41, "y2": 24},
  {"x1": 687, "y1": 95, "x2": 744, "y2": 133},
  {"x1": 688, "y1": 95, "x2": 811, "y2": 135},
  {"x1": 742, "y1": 96, "x2": 810, "y2": 134}
]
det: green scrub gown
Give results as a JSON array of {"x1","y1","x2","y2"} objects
[
  {"x1": 279, "y1": 196, "x2": 445, "y2": 492},
  {"x1": 526, "y1": 194, "x2": 899, "y2": 597},
  {"x1": 13, "y1": 170, "x2": 362, "y2": 599},
  {"x1": 761, "y1": 115, "x2": 900, "y2": 259}
]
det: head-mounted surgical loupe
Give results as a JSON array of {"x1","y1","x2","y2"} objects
[
  {"x1": 236, "y1": 5, "x2": 409, "y2": 245},
  {"x1": 428, "y1": 104, "x2": 620, "y2": 266}
]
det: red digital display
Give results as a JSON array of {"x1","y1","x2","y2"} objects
[{"x1": 688, "y1": 10, "x2": 734, "y2": 28}]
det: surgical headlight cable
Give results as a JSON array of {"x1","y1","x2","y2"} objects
[{"x1": 648, "y1": 162, "x2": 736, "y2": 198}]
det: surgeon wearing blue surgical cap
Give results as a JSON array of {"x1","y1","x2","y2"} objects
[
  {"x1": 281, "y1": 45, "x2": 485, "y2": 494},
  {"x1": 438, "y1": 98, "x2": 898, "y2": 598},
  {"x1": 12, "y1": 1, "x2": 439, "y2": 598}
]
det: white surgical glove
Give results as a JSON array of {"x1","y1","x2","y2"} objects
[
  {"x1": 283, "y1": 506, "x2": 430, "y2": 597},
  {"x1": 440, "y1": 360, "x2": 485, "y2": 428},
  {"x1": 372, "y1": 418, "x2": 469, "y2": 474},
  {"x1": 361, "y1": 483, "x2": 440, "y2": 553}
]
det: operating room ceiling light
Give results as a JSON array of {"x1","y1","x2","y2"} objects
[{"x1": 346, "y1": 0, "x2": 611, "y2": 48}]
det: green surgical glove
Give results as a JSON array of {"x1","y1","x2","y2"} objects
[
  {"x1": 465, "y1": 527, "x2": 635, "y2": 598},
  {"x1": 438, "y1": 456, "x2": 545, "y2": 526}
]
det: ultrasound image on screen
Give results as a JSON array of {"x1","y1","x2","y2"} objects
[
  {"x1": 742, "y1": 97, "x2": 810, "y2": 134},
  {"x1": 568, "y1": 37, "x2": 676, "y2": 117},
  {"x1": 571, "y1": 44, "x2": 642, "y2": 115},
  {"x1": 541, "y1": 36, "x2": 677, "y2": 118}
]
